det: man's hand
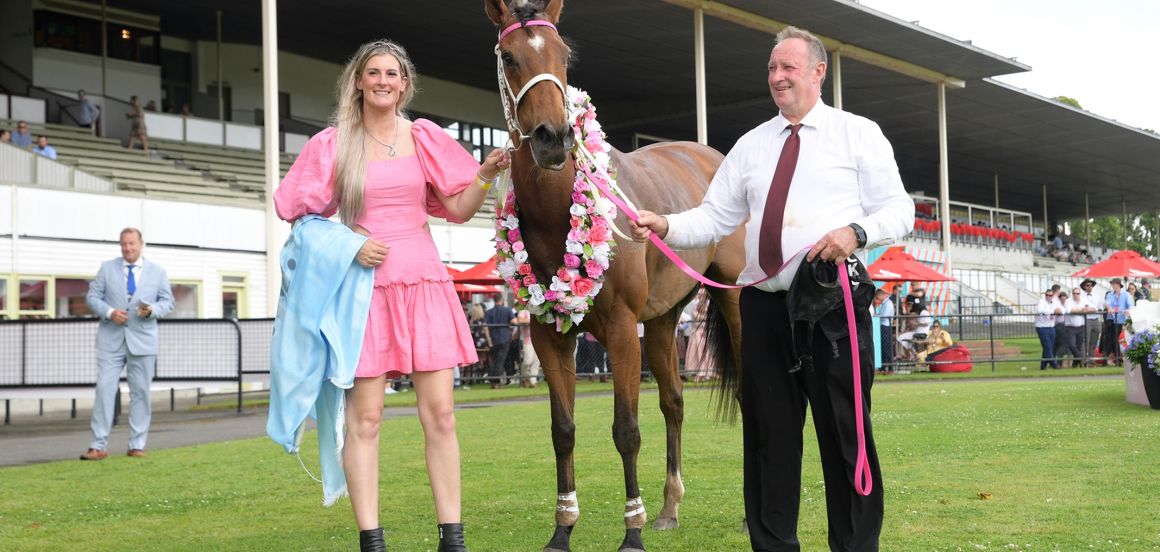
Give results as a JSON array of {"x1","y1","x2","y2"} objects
[
  {"x1": 807, "y1": 225, "x2": 859, "y2": 263},
  {"x1": 136, "y1": 303, "x2": 153, "y2": 318},
  {"x1": 630, "y1": 210, "x2": 668, "y2": 242},
  {"x1": 110, "y1": 310, "x2": 129, "y2": 325}
]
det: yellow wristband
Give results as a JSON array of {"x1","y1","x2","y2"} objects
[{"x1": 476, "y1": 174, "x2": 496, "y2": 190}]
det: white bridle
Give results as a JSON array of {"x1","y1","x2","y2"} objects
[{"x1": 495, "y1": 20, "x2": 567, "y2": 149}]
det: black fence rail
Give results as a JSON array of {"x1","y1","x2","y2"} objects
[
  {"x1": 0, "y1": 318, "x2": 276, "y2": 419},
  {"x1": 876, "y1": 311, "x2": 1116, "y2": 373}
]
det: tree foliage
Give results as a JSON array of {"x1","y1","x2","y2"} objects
[
  {"x1": 1052, "y1": 95, "x2": 1083, "y2": 109},
  {"x1": 1068, "y1": 213, "x2": 1158, "y2": 257}
]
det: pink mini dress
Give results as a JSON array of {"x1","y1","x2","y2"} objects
[{"x1": 274, "y1": 119, "x2": 480, "y2": 378}]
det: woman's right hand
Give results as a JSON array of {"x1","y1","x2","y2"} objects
[{"x1": 356, "y1": 235, "x2": 389, "y2": 268}]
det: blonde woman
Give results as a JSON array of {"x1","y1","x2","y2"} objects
[{"x1": 274, "y1": 40, "x2": 508, "y2": 552}]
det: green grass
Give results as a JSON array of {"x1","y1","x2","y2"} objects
[{"x1": 3, "y1": 379, "x2": 1160, "y2": 550}]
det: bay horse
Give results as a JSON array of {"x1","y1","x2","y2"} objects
[{"x1": 485, "y1": 1, "x2": 745, "y2": 550}]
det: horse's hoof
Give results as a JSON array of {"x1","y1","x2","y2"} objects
[
  {"x1": 652, "y1": 516, "x2": 679, "y2": 531},
  {"x1": 543, "y1": 548, "x2": 569, "y2": 552},
  {"x1": 619, "y1": 528, "x2": 645, "y2": 551}
]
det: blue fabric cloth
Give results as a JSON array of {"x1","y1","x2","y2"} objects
[{"x1": 267, "y1": 214, "x2": 373, "y2": 506}]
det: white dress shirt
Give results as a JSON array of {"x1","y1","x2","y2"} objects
[
  {"x1": 1035, "y1": 296, "x2": 1061, "y2": 328},
  {"x1": 1083, "y1": 290, "x2": 1104, "y2": 320},
  {"x1": 105, "y1": 259, "x2": 144, "y2": 319},
  {"x1": 663, "y1": 102, "x2": 915, "y2": 292}
]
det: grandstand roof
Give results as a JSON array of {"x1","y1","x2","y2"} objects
[{"x1": 102, "y1": 0, "x2": 1160, "y2": 221}]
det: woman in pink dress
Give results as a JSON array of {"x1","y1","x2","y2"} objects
[{"x1": 274, "y1": 40, "x2": 508, "y2": 552}]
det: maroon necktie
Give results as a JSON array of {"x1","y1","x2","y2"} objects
[{"x1": 758, "y1": 123, "x2": 802, "y2": 276}]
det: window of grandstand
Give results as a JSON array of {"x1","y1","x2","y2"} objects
[
  {"x1": 34, "y1": 10, "x2": 160, "y2": 65},
  {"x1": 54, "y1": 278, "x2": 94, "y2": 318},
  {"x1": 167, "y1": 283, "x2": 201, "y2": 319},
  {"x1": 18, "y1": 279, "x2": 49, "y2": 319},
  {"x1": 418, "y1": 113, "x2": 508, "y2": 163}
]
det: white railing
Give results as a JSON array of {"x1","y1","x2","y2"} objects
[
  {"x1": 0, "y1": 142, "x2": 114, "y2": 193},
  {"x1": 142, "y1": 112, "x2": 308, "y2": 154}
]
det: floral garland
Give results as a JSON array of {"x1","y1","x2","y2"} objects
[{"x1": 494, "y1": 86, "x2": 619, "y2": 333}]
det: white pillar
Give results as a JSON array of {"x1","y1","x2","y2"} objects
[
  {"x1": 262, "y1": 0, "x2": 282, "y2": 317},
  {"x1": 937, "y1": 81, "x2": 951, "y2": 274},
  {"x1": 1084, "y1": 192, "x2": 1091, "y2": 251},
  {"x1": 1042, "y1": 184, "x2": 1049, "y2": 241},
  {"x1": 694, "y1": 8, "x2": 708, "y2": 145},
  {"x1": 993, "y1": 174, "x2": 999, "y2": 208},
  {"x1": 831, "y1": 49, "x2": 843, "y2": 110}
]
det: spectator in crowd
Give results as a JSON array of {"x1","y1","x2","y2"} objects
[
  {"x1": 31, "y1": 135, "x2": 57, "y2": 160},
  {"x1": 1102, "y1": 278, "x2": 1132, "y2": 365},
  {"x1": 144, "y1": 99, "x2": 158, "y2": 112},
  {"x1": 125, "y1": 95, "x2": 149, "y2": 152},
  {"x1": 0, "y1": 129, "x2": 11, "y2": 143},
  {"x1": 76, "y1": 89, "x2": 100, "y2": 133},
  {"x1": 1141, "y1": 279, "x2": 1153, "y2": 301},
  {"x1": 11, "y1": 120, "x2": 32, "y2": 149},
  {"x1": 1060, "y1": 287, "x2": 1087, "y2": 367},
  {"x1": 1128, "y1": 282, "x2": 1142, "y2": 304},
  {"x1": 484, "y1": 297, "x2": 516, "y2": 389},
  {"x1": 514, "y1": 308, "x2": 541, "y2": 388},
  {"x1": 1079, "y1": 278, "x2": 1102, "y2": 365},
  {"x1": 1035, "y1": 288, "x2": 1063, "y2": 369},
  {"x1": 80, "y1": 227, "x2": 174, "y2": 461},
  {"x1": 1053, "y1": 290, "x2": 1069, "y2": 362},
  {"x1": 684, "y1": 292, "x2": 716, "y2": 382},
  {"x1": 179, "y1": 103, "x2": 192, "y2": 117},
  {"x1": 875, "y1": 287, "x2": 895, "y2": 371},
  {"x1": 916, "y1": 319, "x2": 953, "y2": 369}
]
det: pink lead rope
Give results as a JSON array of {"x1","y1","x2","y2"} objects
[{"x1": 577, "y1": 161, "x2": 874, "y2": 497}]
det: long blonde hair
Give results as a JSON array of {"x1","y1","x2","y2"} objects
[{"x1": 332, "y1": 40, "x2": 419, "y2": 226}]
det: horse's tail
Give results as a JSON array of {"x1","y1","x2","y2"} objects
[{"x1": 703, "y1": 294, "x2": 741, "y2": 423}]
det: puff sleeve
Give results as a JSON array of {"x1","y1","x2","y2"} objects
[
  {"x1": 274, "y1": 127, "x2": 339, "y2": 221},
  {"x1": 413, "y1": 118, "x2": 481, "y2": 223}
]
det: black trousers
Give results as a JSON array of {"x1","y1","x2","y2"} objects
[{"x1": 740, "y1": 288, "x2": 883, "y2": 552}]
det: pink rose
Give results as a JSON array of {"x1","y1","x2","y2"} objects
[
  {"x1": 517, "y1": 264, "x2": 532, "y2": 276},
  {"x1": 584, "y1": 259, "x2": 604, "y2": 278},
  {"x1": 573, "y1": 179, "x2": 590, "y2": 192},
  {"x1": 556, "y1": 267, "x2": 572, "y2": 282},
  {"x1": 564, "y1": 254, "x2": 581, "y2": 269},
  {"x1": 512, "y1": 241, "x2": 525, "y2": 252},
  {"x1": 523, "y1": 275, "x2": 536, "y2": 286},
  {"x1": 508, "y1": 228, "x2": 521, "y2": 242},
  {"x1": 544, "y1": 290, "x2": 560, "y2": 302},
  {"x1": 567, "y1": 227, "x2": 584, "y2": 242},
  {"x1": 570, "y1": 277, "x2": 595, "y2": 297},
  {"x1": 588, "y1": 223, "x2": 610, "y2": 245},
  {"x1": 584, "y1": 133, "x2": 604, "y2": 152},
  {"x1": 571, "y1": 191, "x2": 587, "y2": 205},
  {"x1": 498, "y1": 240, "x2": 511, "y2": 253},
  {"x1": 570, "y1": 216, "x2": 583, "y2": 228}
]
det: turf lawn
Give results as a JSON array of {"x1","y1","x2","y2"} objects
[{"x1": 2, "y1": 378, "x2": 1158, "y2": 551}]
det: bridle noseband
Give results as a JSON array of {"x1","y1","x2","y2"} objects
[{"x1": 495, "y1": 19, "x2": 567, "y2": 150}]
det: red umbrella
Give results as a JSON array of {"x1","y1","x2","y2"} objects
[
  {"x1": 867, "y1": 246, "x2": 955, "y2": 282},
  {"x1": 1072, "y1": 250, "x2": 1160, "y2": 279},
  {"x1": 445, "y1": 266, "x2": 499, "y2": 296},
  {"x1": 451, "y1": 255, "x2": 504, "y2": 285}
]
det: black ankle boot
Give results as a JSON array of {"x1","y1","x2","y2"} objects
[
  {"x1": 360, "y1": 528, "x2": 385, "y2": 552},
  {"x1": 437, "y1": 523, "x2": 466, "y2": 552}
]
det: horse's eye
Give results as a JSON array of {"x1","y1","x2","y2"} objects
[{"x1": 501, "y1": 51, "x2": 516, "y2": 67}]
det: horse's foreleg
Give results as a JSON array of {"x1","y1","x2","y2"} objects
[
  {"x1": 643, "y1": 312, "x2": 684, "y2": 531},
  {"x1": 605, "y1": 316, "x2": 647, "y2": 551},
  {"x1": 533, "y1": 324, "x2": 580, "y2": 552}
]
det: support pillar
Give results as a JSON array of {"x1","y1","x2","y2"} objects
[
  {"x1": 1084, "y1": 192, "x2": 1091, "y2": 251},
  {"x1": 262, "y1": 0, "x2": 282, "y2": 316},
  {"x1": 937, "y1": 81, "x2": 951, "y2": 273},
  {"x1": 693, "y1": 8, "x2": 707, "y2": 145},
  {"x1": 831, "y1": 49, "x2": 843, "y2": 110}
]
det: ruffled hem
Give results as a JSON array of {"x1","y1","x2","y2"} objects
[{"x1": 356, "y1": 278, "x2": 478, "y2": 378}]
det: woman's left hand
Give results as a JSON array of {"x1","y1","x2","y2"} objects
[{"x1": 479, "y1": 148, "x2": 511, "y2": 181}]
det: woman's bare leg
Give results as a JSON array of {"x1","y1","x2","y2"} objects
[
  {"x1": 345, "y1": 375, "x2": 387, "y2": 530},
  {"x1": 412, "y1": 368, "x2": 461, "y2": 523}
]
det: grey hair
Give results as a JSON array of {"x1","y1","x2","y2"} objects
[
  {"x1": 775, "y1": 26, "x2": 828, "y2": 81},
  {"x1": 332, "y1": 39, "x2": 419, "y2": 227}
]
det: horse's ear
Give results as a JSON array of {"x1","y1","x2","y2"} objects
[
  {"x1": 543, "y1": 0, "x2": 564, "y2": 24},
  {"x1": 484, "y1": 0, "x2": 510, "y2": 26}
]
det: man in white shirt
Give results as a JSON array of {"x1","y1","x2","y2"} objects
[
  {"x1": 874, "y1": 288, "x2": 895, "y2": 370},
  {"x1": 76, "y1": 89, "x2": 101, "y2": 133},
  {"x1": 631, "y1": 26, "x2": 912, "y2": 551},
  {"x1": 1062, "y1": 287, "x2": 1087, "y2": 367},
  {"x1": 1035, "y1": 289, "x2": 1063, "y2": 370},
  {"x1": 1079, "y1": 278, "x2": 1102, "y2": 366}
]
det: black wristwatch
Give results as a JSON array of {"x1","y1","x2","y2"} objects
[{"x1": 849, "y1": 223, "x2": 867, "y2": 248}]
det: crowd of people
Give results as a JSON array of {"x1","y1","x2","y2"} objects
[
  {"x1": 1, "y1": 120, "x2": 57, "y2": 160},
  {"x1": 1034, "y1": 277, "x2": 1150, "y2": 369}
]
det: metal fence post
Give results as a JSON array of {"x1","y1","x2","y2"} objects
[
  {"x1": 989, "y1": 314, "x2": 996, "y2": 373},
  {"x1": 232, "y1": 319, "x2": 243, "y2": 414}
]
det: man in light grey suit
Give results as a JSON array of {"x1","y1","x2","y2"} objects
[{"x1": 81, "y1": 227, "x2": 174, "y2": 460}]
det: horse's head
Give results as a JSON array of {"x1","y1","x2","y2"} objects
[{"x1": 486, "y1": 0, "x2": 574, "y2": 170}]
